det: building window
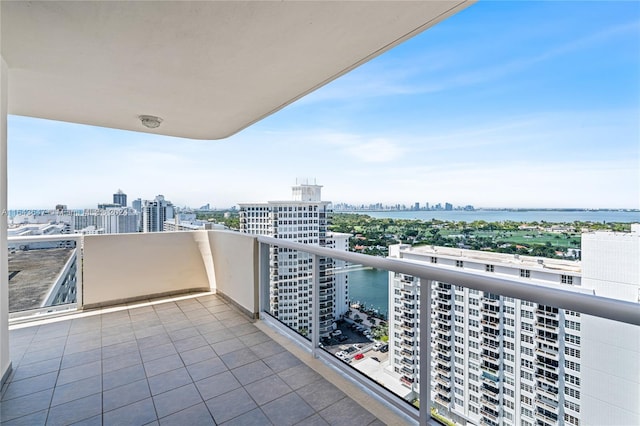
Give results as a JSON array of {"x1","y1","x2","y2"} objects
[
  {"x1": 485, "y1": 264, "x2": 494, "y2": 272},
  {"x1": 456, "y1": 260, "x2": 464, "y2": 268},
  {"x1": 565, "y1": 333, "x2": 581, "y2": 345},
  {"x1": 565, "y1": 347, "x2": 581, "y2": 358},
  {"x1": 521, "y1": 408, "x2": 533, "y2": 418},
  {"x1": 565, "y1": 320, "x2": 581, "y2": 331},
  {"x1": 565, "y1": 400, "x2": 581, "y2": 413},
  {"x1": 561, "y1": 275, "x2": 574, "y2": 284},
  {"x1": 565, "y1": 360, "x2": 581, "y2": 372},
  {"x1": 565, "y1": 387, "x2": 581, "y2": 399},
  {"x1": 565, "y1": 374, "x2": 581, "y2": 386},
  {"x1": 564, "y1": 414, "x2": 580, "y2": 425},
  {"x1": 520, "y1": 269, "x2": 531, "y2": 278}
]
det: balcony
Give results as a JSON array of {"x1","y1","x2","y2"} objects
[
  {"x1": 434, "y1": 375, "x2": 450, "y2": 386},
  {"x1": 2, "y1": 232, "x2": 410, "y2": 425},
  {"x1": 536, "y1": 394, "x2": 559, "y2": 411},
  {"x1": 481, "y1": 383, "x2": 500, "y2": 397},
  {"x1": 481, "y1": 395, "x2": 500, "y2": 409},
  {"x1": 5, "y1": 293, "x2": 389, "y2": 425},
  {"x1": 480, "y1": 407, "x2": 500, "y2": 421},
  {"x1": 2, "y1": 231, "x2": 639, "y2": 426}
]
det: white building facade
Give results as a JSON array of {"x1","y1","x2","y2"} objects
[
  {"x1": 388, "y1": 244, "x2": 585, "y2": 426},
  {"x1": 142, "y1": 195, "x2": 174, "y2": 233},
  {"x1": 579, "y1": 224, "x2": 639, "y2": 426},
  {"x1": 72, "y1": 208, "x2": 139, "y2": 234},
  {"x1": 239, "y1": 184, "x2": 349, "y2": 337}
]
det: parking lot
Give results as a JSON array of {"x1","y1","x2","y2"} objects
[{"x1": 321, "y1": 320, "x2": 388, "y2": 364}]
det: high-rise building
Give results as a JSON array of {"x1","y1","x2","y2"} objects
[
  {"x1": 388, "y1": 244, "x2": 584, "y2": 426},
  {"x1": 387, "y1": 226, "x2": 639, "y2": 426},
  {"x1": 132, "y1": 198, "x2": 142, "y2": 213},
  {"x1": 142, "y1": 195, "x2": 174, "y2": 233},
  {"x1": 113, "y1": 189, "x2": 127, "y2": 207},
  {"x1": 239, "y1": 183, "x2": 349, "y2": 337}
]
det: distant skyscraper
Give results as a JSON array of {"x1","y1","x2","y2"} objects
[
  {"x1": 142, "y1": 195, "x2": 174, "y2": 232},
  {"x1": 113, "y1": 189, "x2": 127, "y2": 207},
  {"x1": 132, "y1": 198, "x2": 142, "y2": 213},
  {"x1": 239, "y1": 183, "x2": 349, "y2": 337},
  {"x1": 444, "y1": 202, "x2": 453, "y2": 211}
]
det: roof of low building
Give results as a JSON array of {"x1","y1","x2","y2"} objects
[{"x1": 8, "y1": 248, "x2": 74, "y2": 312}]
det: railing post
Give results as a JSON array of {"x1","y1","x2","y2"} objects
[
  {"x1": 311, "y1": 253, "x2": 319, "y2": 358},
  {"x1": 419, "y1": 278, "x2": 432, "y2": 426},
  {"x1": 258, "y1": 242, "x2": 270, "y2": 315},
  {"x1": 76, "y1": 236, "x2": 83, "y2": 309}
]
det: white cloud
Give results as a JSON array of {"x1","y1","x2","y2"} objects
[{"x1": 342, "y1": 138, "x2": 405, "y2": 163}]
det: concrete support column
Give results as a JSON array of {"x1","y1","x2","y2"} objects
[{"x1": 0, "y1": 52, "x2": 11, "y2": 385}]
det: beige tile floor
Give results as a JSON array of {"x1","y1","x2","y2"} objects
[{"x1": 1, "y1": 294, "x2": 387, "y2": 426}]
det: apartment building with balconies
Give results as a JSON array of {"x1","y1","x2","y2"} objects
[
  {"x1": 239, "y1": 184, "x2": 349, "y2": 337},
  {"x1": 388, "y1": 242, "x2": 591, "y2": 426}
]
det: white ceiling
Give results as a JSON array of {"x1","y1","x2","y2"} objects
[{"x1": 1, "y1": 1, "x2": 473, "y2": 140}]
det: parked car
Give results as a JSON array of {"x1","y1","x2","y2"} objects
[
  {"x1": 352, "y1": 343, "x2": 362, "y2": 350},
  {"x1": 353, "y1": 353, "x2": 364, "y2": 361},
  {"x1": 379, "y1": 344, "x2": 389, "y2": 353},
  {"x1": 371, "y1": 357, "x2": 380, "y2": 362},
  {"x1": 335, "y1": 351, "x2": 347, "y2": 359},
  {"x1": 338, "y1": 335, "x2": 348, "y2": 342},
  {"x1": 374, "y1": 342, "x2": 383, "y2": 350},
  {"x1": 330, "y1": 329, "x2": 342, "y2": 337}
]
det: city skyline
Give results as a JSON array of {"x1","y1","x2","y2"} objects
[{"x1": 7, "y1": 1, "x2": 639, "y2": 210}]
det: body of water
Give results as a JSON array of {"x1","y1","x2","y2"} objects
[
  {"x1": 344, "y1": 210, "x2": 639, "y2": 223},
  {"x1": 348, "y1": 267, "x2": 389, "y2": 318}
]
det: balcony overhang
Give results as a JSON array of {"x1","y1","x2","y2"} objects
[{"x1": 1, "y1": 1, "x2": 473, "y2": 139}]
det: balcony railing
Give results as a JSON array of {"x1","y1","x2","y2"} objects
[
  {"x1": 251, "y1": 233, "x2": 640, "y2": 426},
  {"x1": 6, "y1": 230, "x2": 640, "y2": 426}
]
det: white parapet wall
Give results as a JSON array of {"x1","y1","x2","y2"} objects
[
  {"x1": 83, "y1": 232, "x2": 212, "y2": 308},
  {"x1": 208, "y1": 230, "x2": 259, "y2": 318}
]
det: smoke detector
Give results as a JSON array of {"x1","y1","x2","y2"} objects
[{"x1": 139, "y1": 115, "x2": 163, "y2": 129}]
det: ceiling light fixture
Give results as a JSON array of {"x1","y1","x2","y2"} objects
[{"x1": 139, "y1": 115, "x2": 163, "y2": 129}]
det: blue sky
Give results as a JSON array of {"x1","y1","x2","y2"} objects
[{"x1": 8, "y1": 1, "x2": 640, "y2": 210}]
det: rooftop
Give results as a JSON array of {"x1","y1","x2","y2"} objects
[
  {"x1": 403, "y1": 244, "x2": 581, "y2": 273},
  {"x1": 2, "y1": 293, "x2": 397, "y2": 425},
  {"x1": 8, "y1": 248, "x2": 74, "y2": 312}
]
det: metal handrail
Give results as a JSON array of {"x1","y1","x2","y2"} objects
[{"x1": 256, "y1": 235, "x2": 640, "y2": 326}]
